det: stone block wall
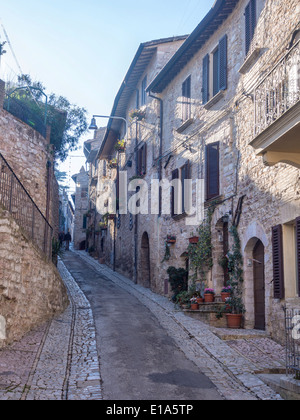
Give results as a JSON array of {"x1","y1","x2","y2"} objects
[{"x1": 0, "y1": 207, "x2": 69, "y2": 348}]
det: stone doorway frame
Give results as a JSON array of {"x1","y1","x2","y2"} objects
[{"x1": 242, "y1": 222, "x2": 269, "y2": 330}]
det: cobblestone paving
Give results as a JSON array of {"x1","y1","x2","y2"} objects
[
  {"x1": 0, "y1": 259, "x2": 102, "y2": 400},
  {"x1": 0, "y1": 249, "x2": 287, "y2": 400},
  {"x1": 73, "y1": 250, "x2": 285, "y2": 401}
]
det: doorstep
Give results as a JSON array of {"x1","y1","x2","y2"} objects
[
  {"x1": 211, "y1": 327, "x2": 270, "y2": 341},
  {"x1": 182, "y1": 303, "x2": 227, "y2": 328}
]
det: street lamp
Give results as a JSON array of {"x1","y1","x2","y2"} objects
[{"x1": 89, "y1": 114, "x2": 128, "y2": 139}]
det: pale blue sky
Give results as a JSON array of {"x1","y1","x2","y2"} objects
[{"x1": 0, "y1": 0, "x2": 214, "y2": 190}]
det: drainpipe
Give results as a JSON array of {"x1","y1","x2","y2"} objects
[
  {"x1": 134, "y1": 121, "x2": 139, "y2": 284},
  {"x1": 148, "y1": 92, "x2": 163, "y2": 183}
]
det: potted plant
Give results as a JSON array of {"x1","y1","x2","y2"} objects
[
  {"x1": 190, "y1": 297, "x2": 199, "y2": 311},
  {"x1": 129, "y1": 108, "x2": 146, "y2": 121},
  {"x1": 109, "y1": 158, "x2": 118, "y2": 169},
  {"x1": 204, "y1": 288, "x2": 215, "y2": 303},
  {"x1": 99, "y1": 222, "x2": 107, "y2": 230},
  {"x1": 225, "y1": 296, "x2": 245, "y2": 329},
  {"x1": 167, "y1": 266, "x2": 188, "y2": 302},
  {"x1": 176, "y1": 291, "x2": 191, "y2": 309},
  {"x1": 221, "y1": 285, "x2": 232, "y2": 302},
  {"x1": 167, "y1": 235, "x2": 176, "y2": 244},
  {"x1": 189, "y1": 236, "x2": 199, "y2": 245},
  {"x1": 115, "y1": 139, "x2": 126, "y2": 152}
]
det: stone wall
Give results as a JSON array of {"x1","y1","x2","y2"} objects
[{"x1": 0, "y1": 207, "x2": 69, "y2": 348}]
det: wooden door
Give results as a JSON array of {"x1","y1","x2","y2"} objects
[{"x1": 253, "y1": 240, "x2": 266, "y2": 330}]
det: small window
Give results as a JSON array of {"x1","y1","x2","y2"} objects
[
  {"x1": 206, "y1": 142, "x2": 219, "y2": 200},
  {"x1": 141, "y1": 76, "x2": 147, "y2": 106},
  {"x1": 245, "y1": 0, "x2": 257, "y2": 56},
  {"x1": 182, "y1": 76, "x2": 191, "y2": 121}
]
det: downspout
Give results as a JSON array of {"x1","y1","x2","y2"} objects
[
  {"x1": 134, "y1": 120, "x2": 139, "y2": 283},
  {"x1": 148, "y1": 92, "x2": 163, "y2": 182}
]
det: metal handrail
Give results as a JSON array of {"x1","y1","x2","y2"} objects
[{"x1": 0, "y1": 151, "x2": 53, "y2": 259}]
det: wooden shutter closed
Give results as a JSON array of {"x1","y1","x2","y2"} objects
[
  {"x1": 272, "y1": 225, "x2": 285, "y2": 299},
  {"x1": 206, "y1": 143, "x2": 220, "y2": 200},
  {"x1": 296, "y1": 217, "x2": 300, "y2": 296},
  {"x1": 171, "y1": 168, "x2": 179, "y2": 217},
  {"x1": 202, "y1": 54, "x2": 210, "y2": 104},
  {"x1": 245, "y1": 0, "x2": 257, "y2": 55},
  {"x1": 219, "y1": 35, "x2": 228, "y2": 91}
]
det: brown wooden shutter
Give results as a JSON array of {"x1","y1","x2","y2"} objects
[
  {"x1": 142, "y1": 143, "x2": 147, "y2": 175},
  {"x1": 296, "y1": 217, "x2": 300, "y2": 296},
  {"x1": 206, "y1": 142, "x2": 220, "y2": 200},
  {"x1": 272, "y1": 225, "x2": 285, "y2": 299}
]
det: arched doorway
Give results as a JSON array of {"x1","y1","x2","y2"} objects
[
  {"x1": 140, "y1": 232, "x2": 151, "y2": 289},
  {"x1": 253, "y1": 240, "x2": 266, "y2": 330}
]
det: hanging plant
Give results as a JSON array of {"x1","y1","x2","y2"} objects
[
  {"x1": 115, "y1": 139, "x2": 126, "y2": 152},
  {"x1": 129, "y1": 108, "x2": 146, "y2": 121},
  {"x1": 161, "y1": 242, "x2": 171, "y2": 263}
]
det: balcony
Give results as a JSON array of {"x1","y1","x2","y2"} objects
[{"x1": 250, "y1": 39, "x2": 300, "y2": 168}]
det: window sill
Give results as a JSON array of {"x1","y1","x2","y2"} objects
[
  {"x1": 176, "y1": 118, "x2": 194, "y2": 134},
  {"x1": 204, "y1": 90, "x2": 225, "y2": 110},
  {"x1": 204, "y1": 195, "x2": 223, "y2": 208},
  {"x1": 172, "y1": 212, "x2": 187, "y2": 221},
  {"x1": 239, "y1": 47, "x2": 263, "y2": 74}
]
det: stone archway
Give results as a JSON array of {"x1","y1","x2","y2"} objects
[{"x1": 140, "y1": 232, "x2": 151, "y2": 289}]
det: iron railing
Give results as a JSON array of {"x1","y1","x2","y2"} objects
[
  {"x1": 0, "y1": 152, "x2": 53, "y2": 259},
  {"x1": 254, "y1": 39, "x2": 300, "y2": 137},
  {"x1": 284, "y1": 307, "x2": 300, "y2": 380}
]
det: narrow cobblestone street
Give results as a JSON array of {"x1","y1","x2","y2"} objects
[{"x1": 0, "y1": 249, "x2": 287, "y2": 400}]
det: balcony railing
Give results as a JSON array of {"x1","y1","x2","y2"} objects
[
  {"x1": 254, "y1": 39, "x2": 300, "y2": 138},
  {"x1": 284, "y1": 307, "x2": 300, "y2": 380},
  {"x1": 0, "y1": 152, "x2": 53, "y2": 259}
]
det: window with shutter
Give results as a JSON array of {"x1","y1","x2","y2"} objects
[
  {"x1": 245, "y1": 0, "x2": 257, "y2": 55},
  {"x1": 206, "y1": 142, "x2": 220, "y2": 200},
  {"x1": 182, "y1": 76, "x2": 192, "y2": 121},
  {"x1": 137, "y1": 143, "x2": 147, "y2": 176},
  {"x1": 202, "y1": 54, "x2": 210, "y2": 104},
  {"x1": 171, "y1": 169, "x2": 179, "y2": 217},
  {"x1": 219, "y1": 35, "x2": 228, "y2": 91},
  {"x1": 181, "y1": 161, "x2": 190, "y2": 214},
  {"x1": 272, "y1": 225, "x2": 285, "y2": 299},
  {"x1": 296, "y1": 217, "x2": 300, "y2": 296}
]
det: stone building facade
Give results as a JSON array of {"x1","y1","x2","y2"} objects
[
  {"x1": 0, "y1": 80, "x2": 68, "y2": 347},
  {"x1": 72, "y1": 167, "x2": 89, "y2": 250},
  {"x1": 93, "y1": 0, "x2": 299, "y2": 344}
]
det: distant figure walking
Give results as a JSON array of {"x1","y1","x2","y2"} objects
[{"x1": 64, "y1": 231, "x2": 72, "y2": 251}]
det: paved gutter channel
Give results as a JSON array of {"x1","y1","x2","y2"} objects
[{"x1": 72, "y1": 250, "x2": 283, "y2": 401}]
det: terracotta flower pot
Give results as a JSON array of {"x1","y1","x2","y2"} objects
[
  {"x1": 204, "y1": 294, "x2": 215, "y2": 303},
  {"x1": 226, "y1": 314, "x2": 243, "y2": 329},
  {"x1": 191, "y1": 303, "x2": 199, "y2": 311},
  {"x1": 189, "y1": 237, "x2": 199, "y2": 244},
  {"x1": 197, "y1": 297, "x2": 204, "y2": 304},
  {"x1": 221, "y1": 292, "x2": 231, "y2": 302}
]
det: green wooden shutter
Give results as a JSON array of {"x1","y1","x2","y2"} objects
[
  {"x1": 171, "y1": 168, "x2": 179, "y2": 217},
  {"x1": 202, "y1": 54, "x2": 210, "y2": 104},
  {"x1": 272, "y1": 225, "x2": 285, "y2": 299},
  {"x1": 245, "y1": 0, "x2": 257, "y2": 55},
  {"x1": 219, "y1": 35, "x2": 228, "y2": 91}
]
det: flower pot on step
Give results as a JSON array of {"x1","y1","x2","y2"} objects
[{"x1": 226, "y1": 314, "x2": 243, "y2": 329}]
